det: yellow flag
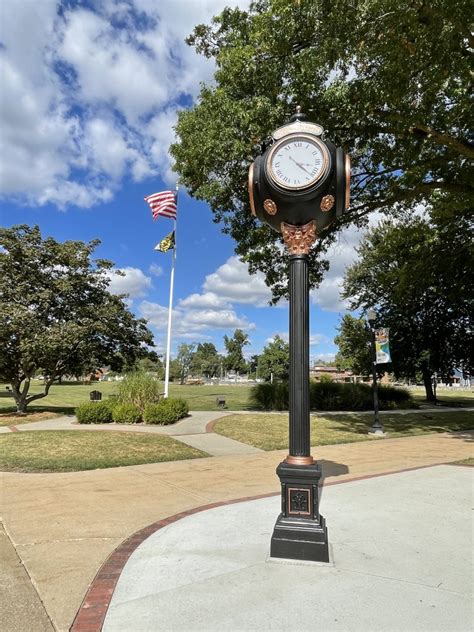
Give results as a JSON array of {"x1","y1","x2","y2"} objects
[{"x1": 154, "y1": 231, "x2": 175, "y2": 253}]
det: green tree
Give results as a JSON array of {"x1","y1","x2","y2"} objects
[
  {"x1": 171, "y1": 0, "x2": 473, "y2": 302},
  {"x1": 138, "y1": 354, "x2": 164, "y2": 379},
  {"x1": 0, "y1": 225, "x2": 154, "y2": 413},
  {"x1": 223, "y1": 329, "x2": 249, "y2": 374},
  {"x1": 258, "y1": 335, "x2": 289, "y2": 381},
  {"x1": 190, "y1": 342, "x2": 221, "y2": 378},
  {"x1": 175, "y1": 343, "x2": 196, "y2": 385},
  {"x1": 168, "y1": 358, "x2": 182, "y2": 383},
  {"x1": 343, "y1": 208, "x2": 473, "y2": 401},
  {"x1": 248, "y1": 354, "x2": 260, "y2": 378},
  {"x1": 334, "y1": 315, "x2": 372, "y2": 376}
]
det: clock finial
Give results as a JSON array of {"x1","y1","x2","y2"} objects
[{"x1": 289, "y1": 105, "x2": 307, "y2": 122}]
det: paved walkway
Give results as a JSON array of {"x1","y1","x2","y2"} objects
[
  {"x1": 1, "y1": 430, "x2": 472, "y2": 632},
  {"x1": 100, "y1": 466, "x2": 473, "y2": 632}
]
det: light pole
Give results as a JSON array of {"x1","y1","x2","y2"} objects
[{"x1": 367, "y1": 309, "x2": 384, "y2": 435}]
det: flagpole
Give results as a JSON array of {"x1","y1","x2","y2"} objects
[{"x1": 163, "y1": 185, "x2": 178, "y2": 398}]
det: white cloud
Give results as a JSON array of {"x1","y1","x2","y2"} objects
[
  {"x1": 265, "y1": 332, "x2": 328, "y2": 346},
  {"x1": 147, "y1": 108, "x2": 180, "y2": 185},
  {"x1": 0, "y1": 0, "x2": 250, "y2": 208},
  {"x1": 311, "y1": 210, "x2": 391, "y2": 312},
  {"x1": 310, "y1": 334, "x2": 329, "y2": 346},
  {"x1": 140, "y1": 299, "x2": 253, "y2": 340},
  {"x1": 178, "y1": 292, "x2": 230, "y2": 310},
  {"x1": 311, "y1": 226, "x2": 365, "y2": 312},
  {"x1": 107, "y1": 267, "x2": 153, "y2": 298},
  {"x1": 265, "y1": 332, "x2": 289, "y2": 344},
  {"x1": 59, "y1": 8, "x2": 170, "y2": 123},
  {"x1": 312, "y1": 353, "x2": 336, "y2": 363},
  {"x1": 149, "y1": 263, "x2": 164, "y2": 277},
  {"x1": 203, "y1": 256, "x2": 272, "y2": 307}
]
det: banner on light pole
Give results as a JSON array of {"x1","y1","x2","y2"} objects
[{"x1": 375, "y1": 328, "x2": 391, "y2": 364}]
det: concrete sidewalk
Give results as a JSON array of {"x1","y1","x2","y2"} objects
[
  {"x1": 0, "y1": 410, "x2": 229, "y2": 434},
  {"x1": 102, "y1": 465, "x2": 473, "y2": 632},
  {"x1": 2, "y1": 430, "x2": 472, "y2": 632}
]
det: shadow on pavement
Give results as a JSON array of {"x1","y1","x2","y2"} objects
[{"x1": 318, "y1": 459, "x2": 350, "y2": 501}]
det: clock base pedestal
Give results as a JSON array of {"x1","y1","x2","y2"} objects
[{"x1": 270, "y1": 460, "x2": 329, "y2": 563}]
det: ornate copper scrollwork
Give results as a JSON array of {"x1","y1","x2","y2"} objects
[{"x1": 281, "y1": 220, "x2": 317, "y2": 255}]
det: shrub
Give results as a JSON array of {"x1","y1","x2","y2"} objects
[
  {"x1": 117, "y1": 372, "x2": 161, "y2": 414},
  {"x1": 250, "y1": 381, "x2": 414, "y2": 411},
  {"x1": 113, "y1": 402, "x2": 141, "y2": 424},
  {"x1": 318, "y1": 373, "x2": 334, "y2": 383},
  {"x1": 143, "y1": 398, "x2": 189, "y2": 425},
  {"x1": 76, "y1": 401, "x2": 115, "y2": 424},
  {"x1": 250, "y1": 382, "x2": 289, "y2": 410},
  {"x1": 378, "y1": 384, "x2": 414, "y2": 408}
]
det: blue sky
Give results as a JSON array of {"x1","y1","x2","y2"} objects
[{"x1": 0, "y1": 0, "x2": 367, "y2": 362}]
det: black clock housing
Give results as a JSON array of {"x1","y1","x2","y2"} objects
[{"x1": 249, "y1": 114, "x2": 350, "y2": 233}]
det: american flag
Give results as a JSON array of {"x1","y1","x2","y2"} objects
[{"x1": 144, "y1": 190, "x2": 177, "y2": 220}]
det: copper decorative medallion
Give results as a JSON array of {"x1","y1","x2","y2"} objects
[
  {"x1": 263, "y1": 198, "x2": 277, "y2": 215},
  {"x1": 288, "y1": 487, "x2": 311, "y2": 516},
  {"x1": 320, "y1": 194, "x2": 335, "y2": 212},
  {"x1": 281, "y1": 220, "x2": 317, "y2": 255}
]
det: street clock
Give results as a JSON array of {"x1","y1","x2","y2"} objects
[
  {"x1": 247, "y1": 108, "x2": 352, "y2": 563},
  {"x1": 248, "y1": 108, "x2": 351, "y2": 234}
]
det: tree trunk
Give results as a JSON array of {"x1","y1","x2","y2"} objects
[
  {"x1": 11, "y1": 382, "x2": 28, "y2": 414},
  {"x1": 10, "y1": 375, "x2": 54, "y2": 414},
  {"x1": 422, "y1": 366, "x2": 436, "y2": 403}
]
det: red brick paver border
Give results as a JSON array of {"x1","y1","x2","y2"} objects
[
  {"x1": 205, "y1": 418, "x2": 218, "y2": 433},
  {"x1": 70, "y1": 462, "x2": 454, "y2": 632}
]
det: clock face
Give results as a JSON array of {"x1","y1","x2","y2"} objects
[{"x1": 267, "y1": 135, "x2": 329, "y2": 190}]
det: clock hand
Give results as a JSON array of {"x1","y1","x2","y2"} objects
[{"x1": 289, "y1": 155, "x2": 312, "y2": 176}]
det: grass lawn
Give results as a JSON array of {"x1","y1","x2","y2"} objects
[
  {"x1": 0, "y1": 430, "x2": 208, "y2": 473},
  {"x1": 0, "y1": 381, "x2": 254, "y2": 415},
  {"x1": 410, "y1": 386, "x2": 473, "y2": 408},
  {"x1": 213, "y1": 410, "x2": 474, "y2": 451},
  {"x1": 0, "y1": 411, "x2": 63, "y2": 426},
  {"x1": 0, "y1": 382, "x2": 471, "y2": 420}
]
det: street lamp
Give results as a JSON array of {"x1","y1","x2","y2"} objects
[
  {"x1": 248, "y1": 106, "x2": 351, "y2": 562},
  {"x1": 366, "y1": 309, "x2": 385, "y2": 435}
]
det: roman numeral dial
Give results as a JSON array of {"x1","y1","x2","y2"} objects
[{"x1": 267, "y1": 135, "x2": 329, "y2": 191}]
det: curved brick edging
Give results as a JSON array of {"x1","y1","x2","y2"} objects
[
  {"x1": 70, "y1": 491, "x2": 277, "y2": 632},
  {"x1": 205, "y1": 413, "x2": 232, "y2": 433},
  {"x1": 205, "y1": 418, "x2": 218, "y2": 433},
  {"x1": 70, "y1": 462, "x2": 452, "y2": 632}
]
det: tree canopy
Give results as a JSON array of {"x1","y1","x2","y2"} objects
[
  {"x1": 191, "y1": 342, "x2": 222, "y2": 378},
  {"x1": 258, "y1": 335, "x2": 290, "y2": 381},
  {"x1": 0, "y1": 225, "x2": 154, "y2": 412},
  {"x1": 334, "y1": 315, "x2": 373, "y2": 377},
  {"x1": 224, "y1": 329, "x2": 249, "y2": 373},
  {"x1": 175, "y1": 343, "x2": 196, "y2": 384},
  {"x1": 342, "y1": 207, "x2": 473, "y2": 400},
  {"x1": 171, "y1": 0, "x2": 473, "y2": 301}
]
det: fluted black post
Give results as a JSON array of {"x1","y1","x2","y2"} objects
[
  {"x1": 270, "y1": 221, "x2": 329, "y2": 563},
  {"x1": 289, "y1": 254, "x2": 310, "y2": 457}
]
